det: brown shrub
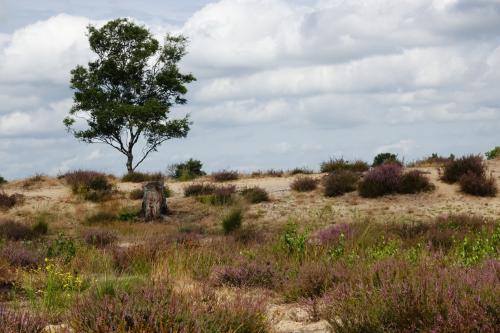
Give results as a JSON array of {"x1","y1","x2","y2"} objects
[
  {"x1": 240, "y1": 187, "x2": 269, "y2": 203},
  {"x1": 441, "y1": 154, "x2": 485, "y2": 183},
  {"x1": 0, "y1": 220, "x2": 34, "y2": 241},
  {"x1": 323, "y1": 171, "x2": 359, "y2": 197},
  {"x1": 398, "y1": 170, "x2": 435, "y2": 194},
  {"x1": 459, "y1": 172, "x2": 497, "y2": 197},
  {"x1": 0, "y1": 192, "x2": 17, "y2": 210},
  {"x1": 83, "y1": 229, "x2": 118, "y2": 248},
  {"x1": 1, "y1": 243, "x2": 43, "y2": 268},
  {"x1": 291, "y1": 176, "x2": 318, "y2": 192},
  {"x1": 0, "y1": 306, "x2": 47, "y2": 333},
  {"x1": 212, "y1": 170, "x2": 239, "y2": 182}
]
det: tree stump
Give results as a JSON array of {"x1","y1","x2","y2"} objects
[{"x1": 141, "y1": 181, "x2": 168, "y2": 221}]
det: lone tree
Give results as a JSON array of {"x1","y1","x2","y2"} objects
[{"x1": 64, "y1": 18, "x2": 196, "y2": 173}]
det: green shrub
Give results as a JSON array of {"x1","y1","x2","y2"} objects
[
  {"x1": 372, "y1": 152, "x2": 401, "y2": 167},
  {"x1": 0, "y1": 176, "x2": 6, "y2": 184},
  {"x1": 169, "y1": 159, "x2": 205, "y2": 180},
  {"x1": 32, "y1": 220, "x2": 48, "y2": 236},
  {"x1": 47, "y1": 234, "x2": 77, "y2": 263},
  {"x1": 198, "y1": 186, "x2": 235, "y2": 206},
  {"x1": 280, "y1": 222, "x2": 307, "y2": 259},
  {"x1": 441, "y1": 154, "x2": 485, "y2": 183},
  {"x1": 323, "y1": 171, "x2": 359, "y2": 197},
  {"x1": 118, "y1": 211, "x2": 138, "y2": 221},
  {"x1": 122, "y1": 171, "x2": 164, "y2": 183},
  {"x1": 459, "y1": 172, "x2": 497, "y2": 197},
  {"x1": 221, "y1": 208, "x2": 243, "y2": 234},
  {"x1": 290, "y1": 176, "x2": 318, "y2": 192},
  {"x1": 241, "y1": 187, "x2": 269, "y2": 203},
  {"x1": 485, "y1": 146, "x2": 500, "y2": 160},
  {"x1": 289, "y1": 167, "x2": 314, "y2": 175}
]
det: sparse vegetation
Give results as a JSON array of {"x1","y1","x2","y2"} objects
[
  {"x1": 290, "y1": 176, "x2": 318, "y2": 192},
  {"x1": 221, "y1": 207, "x2": 243, "y2": 234},
  {"x1": 212, "y1": 170, "x2": 239, "y2": 182},
  {"x1": 410, "y1": 153, "x2": 454, "y2": 167},
  {"x1": 289, "y1": 167, "x2": 314, "y2": 175}
]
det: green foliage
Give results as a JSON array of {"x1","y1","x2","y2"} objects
[
  {"x1": 221, "y1": 208, "x2": 243, "y2": 234},
  {"x1": 64, "y1": 18, "x2": 196, "y2": 173},
  {"x1": 281, "y1": 222, "x2": 307, "y2": 259},
  {"x1": 320, "y1": 158, "x2": 369, "y2": 173},
  {"x1": 372, "y1": 152, "x2": 401, "y2": 167},
  {"x1": 0, "y1": 175, "x2": 6, "y2": 184},
  {"x1": 32, "y1": 220, "x2": 48, "y2": 236},
  {"x1": 367, "y1": 238, "x2": 400, "y2": 260},
  {"x1": 47, "y1": 234, "x2": 77, "y2": 263},
  {"x1": 485, "y1": 146, "x2": 500, "y2": 160},
  {"x1": 328, "y1": 234, "x2": 346, "y2": 260},
  {"x1": 122, "y1": 172, "x2": 164, "y2": 183},
  {"x1": 459, "y1": 226, "x2": 499, "y2": 266},
  {"x1": 118, "y1": 211, "x2": 138, "y2": 221},
  {"x1": 169, "y1": 158, "x2": 205, "y2": 180}
]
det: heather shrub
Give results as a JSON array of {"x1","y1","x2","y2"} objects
[
  {"x1": 221, "y1": 207, "x2": 242, "y2": 234},
  {"x1": 323, "y1": 171, "x2": 359, "y2": 197},
  {"x1": 372, "y1": 152, "x2": 401, "y2": 167},
  {"x1": 184, "y1": 183, "x2": 216, "y2": 197},
  {"x1": 83, "y1": 229, "x2": 118, "y2": 248},
  {"x1": 241, "y1": 186, "x2": 269, "y2": 203},
  {"x1": 0, "y1": 220, "x2": 34, "y2": 240},
  {"x1": 289, "y1": 167, "x2": 314, "y2": 175},
  {"x1": 64, "y1": 170, "x2": 113, "y2": 201},
  {"x1": 0, "y1": 306, "x2": 47, "y2": 333},
  {"x1": 441, "y1": 154, "x2": 485, "y2": 183},
  {"x1": 485, "y1": 146, "x2": 500, "y2": 160},
  {"x1": 358, "y1": 163, "x2": 402, "y2": 198},
  {"x1": 0, "y1": 192, "x2": 17, "y2": 209},
  {"x1": 1, "y1": 243, "x2": 43, "y2": 268},
  {"x1": 398, "y1": 170, "x2": 435, "y2": 194},
  {"x1": 212, "y1": 170, "x2": 239, "y2": 182},
  {"x1": 320, "y1": 158, "x2": 369, "y2": 173},
  {"x1": 290, "y1": 176, "x2": 318, "y2": 192},
  {"x1": 122, "y1": 171, "x2": 163, "y2": 182},
  {"x1": 459, "y1": 172, "x2": 497, "y2": 197},
  {"x1": 314, "y1": 223, "x2": 353, "y2": 245},
  {"x1": 319, "y1": 258, "x2": 500, "y2": 332},
  {"x1": 168, "y1": 158, "x2": 205, "y2": 180},
  {"x1": 211, "y1": 261, "x2": 276, "y2": 288},
  {"x1": 69, "y1": 283, "x2": 268, "y2": 333}
]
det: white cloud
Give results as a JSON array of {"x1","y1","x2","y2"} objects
[{"x1": 375, "y1": 140, "x2": 416, "y2": 155}]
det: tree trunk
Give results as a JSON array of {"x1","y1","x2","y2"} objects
[
  {"x1": 126, "y1": 153, "x2": 134, "y2": 173},
  {"x1": 141, "y1": 181, "x2": 168, "y2": 221}
]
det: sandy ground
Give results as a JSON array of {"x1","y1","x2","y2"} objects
[{"x1": 2, "y1": 160, "x2": 499, "y2": 226}]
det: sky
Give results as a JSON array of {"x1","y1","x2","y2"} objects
[{"x1": 0, "y1": 0, "x2": 499, "y2": 179}]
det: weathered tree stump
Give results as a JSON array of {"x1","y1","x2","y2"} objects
[{"x1": 141, "y1": 181, "x2": 168, "y2": 221}]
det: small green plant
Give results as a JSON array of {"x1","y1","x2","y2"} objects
[
  {"x1": 118, "y1": 211, "x2": 138, "y2": 221},
  {"x1": 221, "y1": 208, "x2": 242, "y2": 234},
  {"x1": 32, "y1": 220, "x2": 48, "y2": 236},
  {"x1": 368, "y1": 238, "x2": 400, "y2": 260},
  {"x1": 0, "y1": 175, "x2": 6, "y2": 184},
  {"x1": 47, "y1": 234, "x2": 76, "y2": 263},
  {"x1": 281, "y1": 222, "x2": 307, "y2": 259},
  {"x1": 485, "y1": 146, "x2": 500, "y2": 160},
  {"x1": 459, "y1": 226, "x2": 499, "y2": 265},
  {"x1": 328, "y1": 233, "x2": 346, "y2": 260}
]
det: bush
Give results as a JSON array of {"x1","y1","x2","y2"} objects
[
  {"x1": 358, "y1": 163, "x2": 402, "y2": 198},
  {"x1": 212, "y1": 170, "x2": 239, "y2": 182},
  {"x1": 241, "y1": 187, "x2": 269, "y2": 203},
  {"x1": 320, "y1": 158, "x2": 369, "y2": 173},
  {"x1": 122, "y1": 171, "x2": 164, "y2": 183},
  {"x1": 323, "y1": 171, "x2": 359, "y2": 197},
  {"x1": 485, "y1": 146, "x2": 500, "y2": 160},
  {"x1": 169, "y1": 158, "x2": 205, "y2": 181},
  {"x1": 0, "y1": 176, "x2": 6, "y2": 184},
  {"x1": 0, "y1": 220, "x2": 34, "y2": 240},
  {"x1": 411, "y1": 153, "x2": 454, "y2": 167},
  {"x1": 0, "y1": 306, "x2": 47, "y2": 333},
  {"x1": 372, "y1": 152, "x2": 401, "y2": 167},
  {"x1": 314, "y1": 223, "x2": 352, "y2": 245},
  {"x1": 47, "y1": 234, "x2": 76, "y2": 263},
  {"x1": 289, "y1": 167, "x2": 314, "y2": 175},
  {"x1": 398, "y1": 170, "x2": 435, "y2": 194},
  {"x1": 198, "y1": 186, "x2": 236, "y2": 205},
  {"x1": 32, "y1": 219, "x2": 48, "y2": 236},
  {"x1": 459, "y1": 172, "x2": 497, "y2": 197},
  {"x1": 290, "y1": 176, "x2": 318, "y2": 192},
  {"x1": 184, "y1": 183, "x2": 216, "y2": 197},
  {"x1": 441, "y1": 154, "x2": 485, "y2": 183},
  {"x1": 1, "y1": 243, "x2": 43, "y2": 268},
  {"x1": 64, "y1": 170, "x2": 113, "y2": 201},
  {"x1": 221, "y1": 208, "x2": 243, "y2": 234},
  {"x1": 211, "y1": 262, "x2": 275, "y2": 288},
  {"x1": 0, "y1": 192, "x2": 17, "y2": 209}
]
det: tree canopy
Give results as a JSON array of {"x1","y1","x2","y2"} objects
[{"x1": 64, "y1": 18, "x2": 196, "y2": 172}]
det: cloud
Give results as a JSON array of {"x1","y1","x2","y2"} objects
[{"x1": 375, "y1": 140, "x2": 416, "y2": 155}]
